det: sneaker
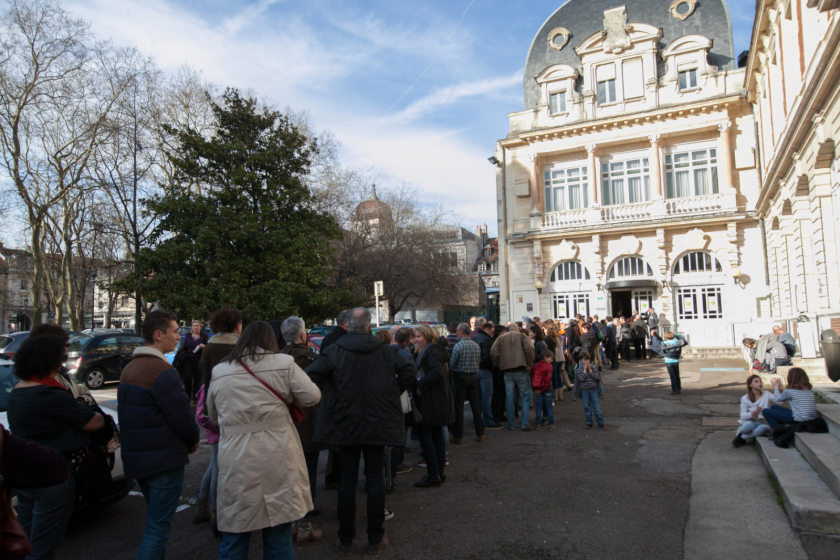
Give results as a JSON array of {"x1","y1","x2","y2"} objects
[
  {"x1": 548, "y1": 425, "x2": 556, "y2": 431},
  {"x1": 476, "y1": 435, "x2": 486, "y2": 442},
  {"x1": 396, "y1": 464, "x2": 412, "y2": 474},
  {"x1": 383, "y1": 509, "x2": 394, "y2": 521},
  {"x1": 535, "y1": 424, "x2": 541, "y2": 431},
  {"x1": 486, "y1": 424, "x2": 502, "y2": 430},
  {"x1": 417, "y1": 460, "x2": 427, "y2": 468},
  {"x1": 522, "y1": 426, "x2": 534, "y2": 432},
  {"x1": 368, "y1": 535, "x2": 389, "y2": 554},
  {"x1": 732, "y1": 435, "x2": 746, "y2": 448},
  {"x1": 414, "y1": 475, "x2": 441, "y2": 488}
]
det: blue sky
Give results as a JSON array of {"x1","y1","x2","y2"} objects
[{"x1": 64, "y1": 0, "x2": 757, "y2": 237}]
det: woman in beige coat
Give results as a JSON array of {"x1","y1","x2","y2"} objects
[{"x1": 207, "y1": 321, "x2": 321, "y2": 559}]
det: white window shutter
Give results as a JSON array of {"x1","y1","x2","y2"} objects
[
  {"x1": 622, "y1": 58, "x2": 644, "y2": 98},
  {"x1": 596, "y1": 63, "x2": 616, "y2": 81}
]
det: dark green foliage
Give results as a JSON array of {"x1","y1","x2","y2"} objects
[{"x1": 135, "y1": 89, "x2": 356, "y2": 323}]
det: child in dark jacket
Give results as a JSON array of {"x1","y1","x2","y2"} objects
[{"x1": 532, "y1": 350, "x2": 555, "y2": 430}]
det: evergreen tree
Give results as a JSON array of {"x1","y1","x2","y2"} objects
[{"x1": 135, "y1": 89, "x2": 354, "y2": 323}]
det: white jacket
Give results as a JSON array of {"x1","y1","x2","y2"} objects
[{"x1": 739, "y1": 391, "x2": 776, "y2": 422}]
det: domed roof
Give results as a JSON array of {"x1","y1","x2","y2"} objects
[
  {"x1": 353, "y1": 185, "x2": 393, "y2": 223},
  {"x1": 522, "y1": 0, "x2": 736, "y2": 110}
]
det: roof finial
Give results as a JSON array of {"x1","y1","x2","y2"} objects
[{"x1": 369, "y1": 183, "x2": 378, "y2": 201}]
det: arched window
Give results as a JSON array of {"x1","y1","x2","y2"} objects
[
  {"x1": 478, "y1": 262, "x2": 487, "y2": 273},
  {"x1": 550, "y1": 261, "x2": 591, "y2": 282},
  {"x1": 609, "y1": 256, "x2": 653, "y2": 279},
  {"x1": 491, "y1": 261, "x2": 498, "y2": 272},
  {"x1": 673, "y1": 252, "x2": 722, "y2": 274}
]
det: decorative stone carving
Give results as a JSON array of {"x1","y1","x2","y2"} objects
[
  {"x1": 718, "y1": 120, "x2": 733, "y2": 133},
  {"x1": 656, "y1": 228, "x2": 666, "y2": 250},
  {"x1": 591, "y1": 234, "x2": 601, "y2": 255},
  {"x1": 670, "y1": 0, "x2": 697, "y2": 21},
  {"x1": 547, "y1": 27, "x2": 570, "y2": 51},
  {"x1": 585, "y1": 143, "x2": 597, "y2": 154},
  {"x1": 684, "y1": 228, "x2": 709, "y2": 251},
  {"x1": 648, "y1": 133, "x2": 661, "y2": 144},
  {"x1": 619, "y1": 235, "x2": 641, "y2": 255},
  {"x1": 602, "y1": 6, "x2": 632, "y2": 54},
  {"x1": 557, "y1": 239, "x2": 579, "y2": 260}
]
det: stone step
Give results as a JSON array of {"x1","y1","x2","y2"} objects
[
  {"x1": 775, "y1": 365, "x2": 832, "y2": 383},
  {"x1": 756, "y1": 436, "x2": 840, "y2": 534},
  {"x1": 818, "y1": 404, "x2": 840, "y2": 438},
  {"x1": 815, "y1": 385, "x2": 840, "y2": 405},
  {"x1": 681, "y1": 346, "x2": 744, "y2": 360},
  {"x1": 795, "y1": 432, "x2": 840, "y2": 500},
  {"x1": 792, "y1": 357, "x2": 826, "y2": 368}
]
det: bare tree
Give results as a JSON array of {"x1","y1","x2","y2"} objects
[{"x1": 0, "y1": 0, "x2": 140, "y2": 326}]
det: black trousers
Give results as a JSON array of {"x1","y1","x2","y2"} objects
[
  {"x1": 666, "y1": 363, "x2": 681, "y2": 391},
  {"x1": 606, "y1": 344, "x2": 619, "y2": 369},
  {"x1": 180, "y1": 358, "x2": 201, "y2": 399},
  {"x1": 453, "y1": 372, "x2": 485, "y2": 439},
  {"x1": 491, "y1": 368, "x2": 506, "y2": 423},
  {"x1": 634, "y1": 338, "x2": 646, "y2": 360},
  {"x1": 416, "y1": 426, "x2": 446, "y2": 478},
  {"x1": 337, "y1": 445, "x2": 385, "y2": 547},
  {"x1": 619, "y1": 340, "x2": 632, "y2": 361}
]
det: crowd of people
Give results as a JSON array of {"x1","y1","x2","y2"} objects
[
  {"x1": 741, "y1": 324, "x2": 796, "y2": 374},
  {"x1": 10, "y1": 306, "x2": 815, "y2": 560}
]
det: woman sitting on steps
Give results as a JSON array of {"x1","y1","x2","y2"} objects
[{"x1": 732, "y1": 374, "x2": 777, "y2": 447}]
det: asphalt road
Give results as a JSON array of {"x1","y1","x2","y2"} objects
[{"x1": 54, "y1": 356, "x2": 819, "y2": 559}]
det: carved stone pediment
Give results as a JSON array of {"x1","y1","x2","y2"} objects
[
  {"x1": 619, "y1": 235, "x2": 641, "y2": 255},
  {"x1": 557, "y1": 239, "x2": 579, "y2": 260},
  {"x1": 602, "y1": 6, "x2": 632, "y2": 54},
  {"x1": 684, "y1": 228, "x2": 709, "y2": 250}
]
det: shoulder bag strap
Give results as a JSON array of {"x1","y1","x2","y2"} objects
[{"x1": 238, "y1": 359, "x2": 292, "y2": 408}]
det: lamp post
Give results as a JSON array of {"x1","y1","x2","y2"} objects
[
  {"x1": 90, "y1": 272, "x2": 98, "y2": 330},
  {"x1": 2, "y1": 269, "x2": 7, "y2": 334},
  {"x1": 21, "y1": 296, "x2": 28, "y2": 332}
]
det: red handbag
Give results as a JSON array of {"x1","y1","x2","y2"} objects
[
  {"x1": 0, "y1": 429, "x2": 33, "y2": 559},
  {"x1": 238, "y1": 360, "x2": 306, "y2": 424}
]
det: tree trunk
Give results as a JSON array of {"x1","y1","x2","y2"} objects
[{"x1": 29, "y1": 219, "x2": 44, "y2": 328}]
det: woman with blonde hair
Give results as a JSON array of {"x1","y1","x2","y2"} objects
[{"x1": 374, "y1": 330, "x2": 392, "y2": 344}]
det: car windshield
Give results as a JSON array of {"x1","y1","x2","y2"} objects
[
  {"x1": 0, "y1": 360, "x2": 20, "y2": 412},
  {"x1": 0, "y1": 336, "x2": 12, "y2": 350},
  {"x1": 67, "y1": 335, "x2": 95, "y2": 353}
]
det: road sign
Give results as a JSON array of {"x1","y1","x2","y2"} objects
[
  {"x1": 48, "y1": 312, "x2": 56, "y2": 319},
  {"x1": 374, "y1": 281, "x2": 384, "y2": 297}
]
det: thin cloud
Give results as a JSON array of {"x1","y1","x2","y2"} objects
[
  {"x1": 388, "y1": 71, "x2": 521, "y2": 124},
  {"x1": 223, "y1": 0, "x2": 285, "y2": 35}
]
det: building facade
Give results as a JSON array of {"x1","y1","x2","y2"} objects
[
  {"x1": 496, "y1": 0, "x2": 776, "y2": 346},
  {"x1": 744, "y1": 0, "x2": 840, "y2": 348}
]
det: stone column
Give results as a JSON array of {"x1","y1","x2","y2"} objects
[
  {"x1": 585, "y1": 143, "x2": 598, "y2": 207},
  {"x1": 648, "y1": 133, "x2": 662, "y2": 198},
  {"x1": 529, "y1": 153, "x2": 541, "y2": 214},
  {"x1": 718, "y1": 120, "x2": 734, "y2": 190}
]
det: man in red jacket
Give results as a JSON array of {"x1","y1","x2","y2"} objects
[{"x1": 531, "y1": 350, "x2": 555, "y2": 430}]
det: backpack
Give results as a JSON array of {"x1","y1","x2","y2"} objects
[{"x1": 593, "y1": 322, "x2": 605, "y2": 341}]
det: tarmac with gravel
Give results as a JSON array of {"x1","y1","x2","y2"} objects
[{"x1": 57, "y1": 355, "x2": 834, "y2": 559}]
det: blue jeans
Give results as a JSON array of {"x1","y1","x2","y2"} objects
[
  {"x1": 762, "y1": 405, "x2": 793, "y2": 428},
  {"x1": 581, "y1": 389, "x2": 604, "y2": 428},
  {"x1": 199, "y1": 442, "x2": 219, "y2": 506},
  {"x1": 504, "y1": 369, "x2": 531, "y2": 429},
  {"x1": 534, "y1": 390, "x2": 554, "y2": 426},
  {"x1": 477, "y1": 369, "x2": 495, "y2": 426},
  {"x1": 136, "y1": 467, "x2": 185, "y2": 560},
  {"x1": 219, "y1": 523, "x2": 294, "y2": 560},
  {"x1": 15, "y1": 475, "x2": 76, "y2": 560},
  {"x1": 740, "y1": 421, "x2": 772, "y2": 439}
]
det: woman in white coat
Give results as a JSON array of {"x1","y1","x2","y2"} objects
[
  {"x1": 732, "y1": 374, "x2": 777, "y2": 447},
  {"x1": 207, "y1": 321, "x2": 321, "y2": 559}
]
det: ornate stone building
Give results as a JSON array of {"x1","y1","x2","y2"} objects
[
  {"x1": 495, "y1": 0, "x2": 773, "y2": 346},
  {"x1": 744, "y1": 0, "x2": 840, "y2": 348}
]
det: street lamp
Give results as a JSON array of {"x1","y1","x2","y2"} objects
[
  {"x1": 21, "y1": 296, "x2": 28, "y2": 332},
  {"x1": 90, "y1": 272, "x2": 98, "y2": 330},
  {"x1": 2, "y1": 269, "x2": 7, "y2": 333}
]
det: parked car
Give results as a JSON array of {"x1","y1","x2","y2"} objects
[
  {"x1": 309, "y1": 336, "x2": 324, "y2": 354},
  {"x1": 164, "y1": 339, "x2": 183, "y2": 364},
  {"x1": 0, "y1": 357, "x2": 133, "y2": 513},
  {"x1": 65, "y1": 333, "x2": 146, "y2": 389},
  {"x1": 308, "y1": 325, "x2": 337, "y2": 336},
  {"x1": 0, "y1": 331, "x2": 30, "y2": 358}
]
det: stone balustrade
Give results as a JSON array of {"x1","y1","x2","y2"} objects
[{"x1": 538, "y1": 192, "x2": 738, "y2": 231}]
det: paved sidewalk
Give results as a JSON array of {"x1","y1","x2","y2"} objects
[{"x1": 684, "y1": 430, "x2": 807, "y2": 560}]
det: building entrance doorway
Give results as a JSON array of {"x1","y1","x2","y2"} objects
[{"x1": 610, "y1": 290, "x2": 632, "y2": 318}]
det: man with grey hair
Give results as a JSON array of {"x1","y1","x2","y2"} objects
[
  {"x1": 320, "y1": 309, "x2": 352, "y2": 354},
  {"x1": 450, "y1": 323, "x2": 485, "y2": 444},
  {"x1": 772, "y1": 325, "x2": 796, "y2": 358},
  {"x1": 307, "y1": 307, "x2": 416, "y2": 554},
  {"x1": 470, "y1": 316, "x2": 487, "y2": 337},
  {"x1": 278, "y1": 316, "x2": 324, "y2": 524},
  {"x1": 492, "y1": 321, "x2": 535, "y2": 431}
]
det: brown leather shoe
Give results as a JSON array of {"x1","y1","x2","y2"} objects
[
  {"x1": 476, "y1": 435, "x2": 486, "y2": 442},
  {"x1": 521, "y1": 426, "x2": 534, "y2": 432},
  {"x1": 368, "y1": 535, "x2": 389, "y2": 554},
  {"x1": 449, "y1": 437, "x2": 463, "y2": 445},
  {"x1": 336, "y1": 540, "x2": 353, "y2": 556}
]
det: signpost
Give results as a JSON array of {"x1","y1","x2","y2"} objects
[{"x1": 373, "y1": 281, "x2": 384, "y2": 327}]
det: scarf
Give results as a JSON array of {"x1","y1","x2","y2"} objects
[
  {"x1": 414, "y1": 344, "x2": 432, "y2": 381},
  {"x1": 34, "y1": 375, "x2": 67, "y2": 391}
]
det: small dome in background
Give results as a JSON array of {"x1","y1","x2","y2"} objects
[{"x1": 353, "y1": 184, "x2": 393, "y2": 225}]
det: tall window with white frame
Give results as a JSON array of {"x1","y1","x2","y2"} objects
[
  {"x1": 596, "y1": 64, "x2": 617, "y2": 104},
  {"x1": 549, "y1": 91, "x2": 566, "y2": 114},
  {"x1": 664, "y1": 149, "x2": 719, "y2": 198},
  {"x1": 678, "y1": 68, "x2": 698, "y2": 90},
  {"x1": 544, "y1": 166, "x2": 589, "y2": 212},
  {"x1": 601, "y1": 159, "x2": 652, "y2": 206}
]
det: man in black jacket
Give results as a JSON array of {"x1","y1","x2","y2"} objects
[
  {"x1": 318, "y1": 308, "x2": 351, "y2": 489},
  {"x1": 307, "y1": 308, "x2": 416, "y2": 555},
  {"x1": 472, "y1": 321, "x2": 498, "y2": 429},
  {"x1": 604, "y1": 317, "x2": 618, "y2": 370},
  {"x1": 320, "y1": 309, "x2": 351, "y2": 353},
  {"x1": 631, "y1": 314, "x2": 649, "y2": 360}
]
